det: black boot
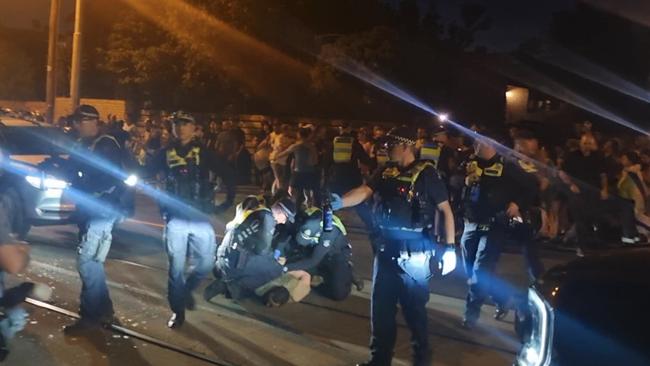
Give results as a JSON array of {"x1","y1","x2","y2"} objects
[{"x1": 203, "y1": 279, "x2": 227, "y2": 302}]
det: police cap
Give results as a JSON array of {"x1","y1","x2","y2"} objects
[
  {"x1": 72, "y1": 104, "x2": 100, "y2": 122},
  {"x1": 271, "y1": 196, "x2": 296, "y2": 223},
  {"x1": 386, "y1": 125, "x2": 417, "y2": 146},
  {"x1": 171, "y1": 111, "x2": 196, "y2": 125},
  {"x1": 295, "y1": 210, "x2": 322, "y2": 247}
]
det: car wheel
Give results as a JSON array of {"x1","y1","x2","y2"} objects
[{"x1": 2, "y1": 188, "x2": 31, "y2": 240}]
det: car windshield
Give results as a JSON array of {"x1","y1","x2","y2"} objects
[{"x1": 2, "y1": 127, "x2": 70, "y2": 155}]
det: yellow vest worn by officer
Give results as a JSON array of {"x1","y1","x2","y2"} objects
[
  {"x1": 333, "y1": 136, "x2": 354, "y2": 163},
  {"x1": 377, "y1": 161, "x2": 437, "y2": 239},
  {"x1": 165, "y1": 144, "x2": 204, "y2": 205},
  {"x1": 419, "y1": 142, "x2": 442, "y2": 168}
]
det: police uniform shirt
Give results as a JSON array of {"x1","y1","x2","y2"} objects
[
  {"x1": 285, "y1": 225, "x2": 347, "y2": 272},
  {"x1": 464, "y1": 154, "x2": 537, "y2": 223},
  {"x1": 147, "y1": 139, "x2": 236, "y2": 217},
  {"x1": 367, "y1": 161, "x2": 450, "y2": 226},
  {"x1": 71, "y1": 135, "x2": 123, "y2": 196}
]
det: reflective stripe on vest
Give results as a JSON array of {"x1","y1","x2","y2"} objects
[
  {"x1": 420, "y1": 143, "x2": 441, "y2": 167},
  {"x1": 166, "y1": 147, "x2": 201, "y2": 169},
  {"x1": 91, "y1": 134, "x2": 121, "y2": 151},
  {"x1": 333, "y1": 136, "x2": 353, "y2": 163},
  {"x1": 385, "y1": 161, "x2": 435, "y2": 201},
  {"x1": 232, "y1": 207, "x2": 271, "y2": 228},
  {"x1": 376, "y1": 149, "x2": 389, "y2": 166}
]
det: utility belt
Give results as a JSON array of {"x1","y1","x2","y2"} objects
[
  {"x1": 379, "y1": 226, "x2": 428, "y2": 241},
  {"x1": 373, "y1": 229, "x2": 435, "y2": 257}
]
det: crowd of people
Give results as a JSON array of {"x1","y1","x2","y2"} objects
[{"x1": 2, "y1": 105, "x2": 649, "y2": 365}]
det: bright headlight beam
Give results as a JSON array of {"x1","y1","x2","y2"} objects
[{"x1": 25, "y1": 175, "x2": 69, "y2": 190}]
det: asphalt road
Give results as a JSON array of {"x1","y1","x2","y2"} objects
[{"x1": 2, "y1": 188, "x2": 581, "y2": 366}]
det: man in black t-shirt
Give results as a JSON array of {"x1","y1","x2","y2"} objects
[{"x1": 560, "y1": 134, "x2": 609, "y2": 254}]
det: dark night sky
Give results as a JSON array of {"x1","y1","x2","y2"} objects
[
  {"x1": 431, "y1": 0, "x2": 577, "y2": 50},
  {"x1": 0, "y1": 0, "x2": 596, "y2": 52}
]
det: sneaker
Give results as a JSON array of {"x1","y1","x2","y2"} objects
[
  {"x1": 263, "y1": 286, "x2": 290, "y2": 307},
  {"x1": 167, "y1": 312, "x2": 185, "y2": 329},
  {"x1": 63, "y1": 319, "x2": 101, "y2": 336},
  {"x1": 576, "y1": 248, "x2": 585, "y2": 257}
]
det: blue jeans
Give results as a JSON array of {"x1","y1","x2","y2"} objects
[
  {"x1": 165, "y1": 218, "x2": 216, "y2": 314},
  {"x1": 461, "y1": 221, "x2": 505, "y2": 322},
  {"x1": 77, "y1": 217, "x2": 116, "y2": 322},
  {"x1": 369, "y1": 247, "x2": 432, "y2": 366}
]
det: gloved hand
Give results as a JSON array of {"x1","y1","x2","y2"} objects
[
  {"x1": 330, "y1": 193, "x2": 343, "y2": 211},
  {"x1": 438, "y1": 246, "x2": 457, "y2": 276}
]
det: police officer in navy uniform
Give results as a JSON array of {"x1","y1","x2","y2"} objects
[
  {"x1": 146, "y1": 112, "x2": 235, "y2": 328},
  {"x1": 277, "y1": 207, "x2": 357, "y2": 301},
  {"x1": 460, "y1": 131, "x2": 538, "y2": 329},
  {"x1": 332, "y1": 126, "x2": 457, "y2": 366},
  {"x1": 63, "y1": 105, "x2": 125, "y2": 334},
  {"x1": 205, "y1": 195, "x2": 311, "y2": 307}
]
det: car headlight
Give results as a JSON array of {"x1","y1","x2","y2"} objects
[
  {"x1": 517, "y1": 288, "x2": 554, "y2": 366},
  {"x1": 124, "y1": 174, "x2": 139, "y2": 187},
  {"x1": 25, "y1": 175, "x2": 69, "y2": 190}
]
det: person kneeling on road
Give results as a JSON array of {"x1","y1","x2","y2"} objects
[
  {"x1": 205, "y1": 196, "x2": 311, "y2": 307},
  {"x1": 277, "y1": 207, "x2": 362, "y2": 301}
]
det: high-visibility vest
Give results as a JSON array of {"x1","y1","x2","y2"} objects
[
  {"x1": 376, "y1": 148, "x2": 389, "y2": 167},
  {"x1": 166, "y1": 146, "x2": 201, "y2": 169},
  {"x1": 419, "y1": 142, "x2": 441, "y2": 167},
  {"x1": 333, "y1": 136, "x2": 353, "y2": 163}
]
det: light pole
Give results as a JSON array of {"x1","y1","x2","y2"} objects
[
  {"x1": 70, "y1": 0, "x2": 84, "y2": 111},
  {"x1": 45, "y1": 0, "x2": 61, "y2": 124}
]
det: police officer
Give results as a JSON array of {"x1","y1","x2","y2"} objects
[
  {"x1": 278, "y1": 207, "x2": 357, "y2": 301},
  {"x1": 326, "y1": 122, "x2": 374, "y2": 228},
  {"x1": 511, "y1": 123, "x2": 545, "y2": 282},
  {"x1": 206, "y1": 195, "x2": 312, "y2": 307},
  {"x1": 63, "y1": 105, "x2": 125, "y2": 334},
  {"x1": 421, "y1": 124, "x2": 455, "y2": 181},
  {"x1": 460, "y1": 131, "x2": 538, "y2": 329},
  {"x1": 332, "y1": 126, "x2": 457, "y2": 366},
  {"x1": 146, "y1": 112, "x2": 235, "y2": 328}
]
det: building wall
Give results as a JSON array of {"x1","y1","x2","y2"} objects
[
  {"x1": 0, "y1": 98, "x2": 126, "y2": 121},
  {"x1": 505, "y1": 86, "x2": 529, "y2": 123}
]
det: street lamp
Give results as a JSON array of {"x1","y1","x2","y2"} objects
[{"x1": 438, "y1": 113, "x2": 449, "y2": 122}]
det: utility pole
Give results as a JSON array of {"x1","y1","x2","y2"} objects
[
  {"x1": 45, "y1": 0, "x2": 61, "y2": 124},
  {"x1": 70, "y1": 0, "x2": 84, "y2": 111}
]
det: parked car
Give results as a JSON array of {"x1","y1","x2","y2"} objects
[
  {"x1": 514, "y1": 249, "x2": 650, "y2": 366},
  {"x1": 0, "y1": 117, "x2": 75, "y2": 238}
]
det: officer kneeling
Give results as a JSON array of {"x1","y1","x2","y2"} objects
[
  {"x1": 205, "y1": 196, "x2": 312, "y2": 307},
  {"x1": 332, "y1": 126, "x2": 457, "y2": 366},
  {"x1": 278, "y1": 207, "x2": 357, "y2": 301}
]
